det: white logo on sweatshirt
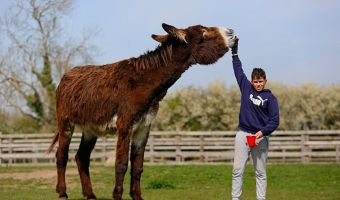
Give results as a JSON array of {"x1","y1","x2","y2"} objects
[{"x1": 250, "y1": 94, "x2": 268, "y2": 106}]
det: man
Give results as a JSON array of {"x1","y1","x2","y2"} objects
[{"x1": 231, "y1": 37, "x2": 280, "y2": 200}]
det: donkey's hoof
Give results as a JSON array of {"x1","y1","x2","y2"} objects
[
  {"x1": 86, "y1": 193, "x2": 97, "y2": 200},
  {"x1": 59, "y1": 197, "x2": 68, "y2": 200}
]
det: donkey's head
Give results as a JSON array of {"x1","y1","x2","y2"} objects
[{"x1": 152, "y1": 23, "x2": 235, "y2": 65}]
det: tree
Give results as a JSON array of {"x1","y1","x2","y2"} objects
[{"x1": 0, "y1": 0, "x2": 96, "y2": 131}]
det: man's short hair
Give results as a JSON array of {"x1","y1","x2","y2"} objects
[{"x1": 251, "y1": 68, "x2": 266, "y2": 80}]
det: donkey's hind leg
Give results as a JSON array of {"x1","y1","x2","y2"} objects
[
  {"x1": 56, "y1": 120, "x2": 74, "y2": 200},
  {"x1": 130, "y1": 103, "x2": 159, "y2": 200},
  {"x1": 75, "y1": 131, "x2": 97, "y2": 200}
]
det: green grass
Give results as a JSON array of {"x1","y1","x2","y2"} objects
[{"x1": 0, "y1": 164, "x2": 339, "y2": 200}]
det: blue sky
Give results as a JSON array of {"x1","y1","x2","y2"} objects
[{"x1": 1, "y1": 0, "x2": 340, "y2": 89}]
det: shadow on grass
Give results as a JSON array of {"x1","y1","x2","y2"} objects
[{"x1": 69, "y1": 199, "x2": 112, "y2": 200}]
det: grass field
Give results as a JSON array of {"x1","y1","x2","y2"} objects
[{"x1": 0, "y1": 164, "x2": 339, "y2": 200}]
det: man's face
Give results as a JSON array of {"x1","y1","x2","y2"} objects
[{"x1": 251, "y1": 77, "x2": 267, "y2": 92}]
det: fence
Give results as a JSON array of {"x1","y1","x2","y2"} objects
[{"x1": 1, "y1": 130, "x2": 340, "y2": 165}]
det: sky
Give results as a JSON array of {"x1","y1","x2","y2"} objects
[{"x1": 1, "y1": 0, "x2": 340, "y2": 89}]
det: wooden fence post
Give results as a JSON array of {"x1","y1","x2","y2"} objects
[
  {"x1": 33, "y1": 144, "x2": 38, "y2": 164},
  {"x1": 336, "y1": 145, "x2": 339, "y2": 164},
  {"x1": 149, "y1": 135, "x2": 154, "y2": 163},
  {"x1": 301, "y1": 132, "x2": 310, "y2": 163},
  {"x1": 0, "y1": 132, "x2": 2, "y2": 164},
  {"x1": 102, "y1": 137, "x2": 107, "y2": 162},
  {"x1": 200, "y1": 135, "x2": 205, "y2": 162},
  {"x1": 282, "y1": 149, "x2": 286, "y2": 163},
  {"x1": 9, "y1": 137, "x2": 13, "y2": 164},
  {"x1": 176, "y1": 133, "x2": 181, "y2": 163}
]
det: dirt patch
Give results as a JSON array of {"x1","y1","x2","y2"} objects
[{"x1": 0, "y1": 168, "x2": 78, "y2": 180}]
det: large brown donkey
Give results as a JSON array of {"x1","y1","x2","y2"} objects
[{"x1": 48, "y1": 23, "x2": 235, "y2": 200}]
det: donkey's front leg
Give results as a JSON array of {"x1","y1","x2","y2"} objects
[
  {"x1": 129, "y1": 124, "x2": 150, "y2": 200},
  {"x1": 130, "y1": 103, "x2": 158, "y2": 200},
  {"x1": 113, "y1": 122, "x2": 132, "y2": 200}
]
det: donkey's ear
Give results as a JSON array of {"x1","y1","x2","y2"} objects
[
  {"x1": 151, "y1": 34, "x2": 169, "y2": 43},
  {"x1": 162, "y1": 23, "x2": 177, "y2": 34},
  {"x1": 162, "y1": 23, "x2": 188, "y2": 44}
]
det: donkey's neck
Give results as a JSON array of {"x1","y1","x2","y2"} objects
[
  {"x1": 125, "y1": 45, "x2": 193, "y2": 102},
  {"x1": 128, "y1": 44, "x2": 192, "y2": 89},
  {"x1": 130, "y1": 45, "x2": 173, "y2": 72},
  {"x1": 130, "y1": 44, "x2": 193, "y2": 72}
]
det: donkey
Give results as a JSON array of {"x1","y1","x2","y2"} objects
[{"x1": 48, "y1": 23, "x2": 235, "y2": 200}]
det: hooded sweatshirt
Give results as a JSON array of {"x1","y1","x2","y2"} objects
[{"x1": 232, "y1": 55, "x2": 279, "y2": 136}]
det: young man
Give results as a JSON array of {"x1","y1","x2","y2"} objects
[{"x1": 230, "y1": 37, "x2": 279, "y2": 200}]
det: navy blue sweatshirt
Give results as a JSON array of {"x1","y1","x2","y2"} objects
[{"x1": 232, "y1": 55, "x2": 279, "y2": 136}]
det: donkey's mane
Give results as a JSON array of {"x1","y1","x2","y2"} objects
[{"x1": 130, "y1": 45, "x2": 173, "y2": 71}]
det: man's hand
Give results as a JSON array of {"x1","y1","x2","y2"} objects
[
  {"x1": 255, "y1": 131, "x2": 263, "y2": 139},
  {"x1": 231, "y1": 36, "x2": 239, "y2": 55}
]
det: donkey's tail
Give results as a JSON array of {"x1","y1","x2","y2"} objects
[{"x1": 47, "y1": 131, "x2": 59, "y2": 154}]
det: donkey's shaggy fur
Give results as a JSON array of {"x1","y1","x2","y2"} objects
[{"x1": 48, "y1": 23, "x2": 235, "y2": 200}]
